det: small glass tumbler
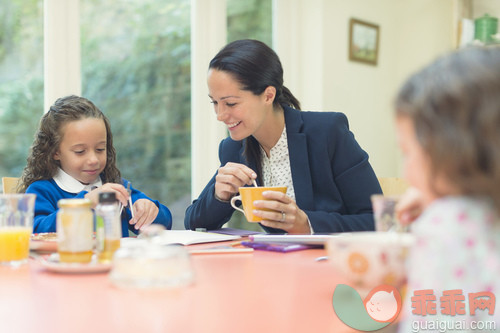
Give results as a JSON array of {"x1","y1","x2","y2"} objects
[
  {"x1": 110, "y1": 225, "x2": 194, "y2": 289},
  {"x1": 371, "y1": 194, "x2": 405, "y2": 232},
  {"x1": 0, "y1": 194, "x2": 36, "y2": 267}
]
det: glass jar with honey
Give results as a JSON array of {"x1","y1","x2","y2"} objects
[{"x1": 57, "y1": 198, "x2": 94, "y2": 263}]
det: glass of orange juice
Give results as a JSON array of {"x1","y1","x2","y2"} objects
[{"x1": 0, "y1": 194, "x2": 36, "y2": 267}]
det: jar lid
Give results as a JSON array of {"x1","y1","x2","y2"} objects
[
  {"x1": 99, "y1": 192, "x2": 117, "y2": 203},
  {"x1": 475, "y1": 14, "x2": 498, "y2": 24},
  {"x1": 58, "y1": 198, "x2": 92, "y2": 208}
]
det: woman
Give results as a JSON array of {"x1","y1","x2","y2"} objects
[{"x1": 184, "y1": 39, "x2": 381, "y2": 234}]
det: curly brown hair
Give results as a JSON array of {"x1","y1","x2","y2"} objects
[
  {"x1": 18, "y1": 95, "x2": 121, "y2": 192},
  {"x1": 395, "y1": 46, "x2": 500, "y2": 211}
]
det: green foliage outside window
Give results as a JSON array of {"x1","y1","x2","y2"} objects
[
  {"x1": 0, "y1": 0, "x2": 43, "y2": 179},
  {"x1": 0, "y1": 0, "x2": 271, "y2": 232},
  {"x1": 227, "y1": 0, "x2": 272, "y2": 45},
  {"x1": 80, "y1": 0, "x2": 191, "y2": 215}
]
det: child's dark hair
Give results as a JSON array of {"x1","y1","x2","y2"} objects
[
  {"x1": 395, "y1": 46, "x2": 500, "y2": 210},
  {"x1": 209, "y1": 39, "x2": 301, "y2": 182},
  {"x1": 18, "y1": 95, "x2": 121, "y2": 192}
]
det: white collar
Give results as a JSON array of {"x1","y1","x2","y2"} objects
[{"x1": 53, "y1": 168, "x2": 103, "y2": 193}]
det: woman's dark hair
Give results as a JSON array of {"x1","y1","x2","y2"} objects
[
  {"x1": 18, "y1": 95, "x2": 121, "y2": 192},
  {"x1": 209, "y1": 39, "x2": 300, "y2": 182},
  {"x1": 395, "y1": 46, "x2": 500, "y2": 212},
  {"x1": 209, "y1": 39, "x2": 300, "y2": 110}
]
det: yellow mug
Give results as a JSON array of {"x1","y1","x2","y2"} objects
[{"x1": 230, "y1": 186, "x2": 287, "y2": 222}]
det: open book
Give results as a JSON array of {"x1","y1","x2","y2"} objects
[{"x1": 122, "y1": 230, "x2": 240, "y2": 246}]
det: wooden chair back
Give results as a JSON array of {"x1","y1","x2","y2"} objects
[
  {"x1": 377, "y1": 177, "x2": 410, "y2": 196},
  {"x1": 2, "y1": 177, "x2": 20, "y2": 194}
]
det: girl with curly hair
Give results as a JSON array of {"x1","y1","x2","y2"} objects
[{"x1": 19, "y1": 95, "x2": 172, "y2": 235}]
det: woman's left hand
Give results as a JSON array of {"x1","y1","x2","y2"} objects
[
  {"x1": 129, "y1": 199, "x2": 159, "y2": 231},
  {"x1": 252, "y1": 191, "x2": 310, "y2": 234}
]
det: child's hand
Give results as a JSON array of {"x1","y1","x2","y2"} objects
[
  {"x1": 84, "y1": 183, "x2": 129, "y2": 208},
  {"x1": 129, "y1": 199, "x2": 159, "y2": 230},
  {"x1": 395, "y1": 187, "x2": 425, "y2": 225}
]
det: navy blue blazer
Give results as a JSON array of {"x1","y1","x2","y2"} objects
[{"x1": 184, "y1": 106, "x2": 382, "y2": 233}]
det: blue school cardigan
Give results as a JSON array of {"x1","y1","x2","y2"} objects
[
  {"x1": 27, "y1": 178, "x2": 172, "y2": 236},
  {"x1": 184, "y1": 106, "x2": 382, "y2": 233}
]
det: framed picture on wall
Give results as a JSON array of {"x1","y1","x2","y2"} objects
[{"x1": 349, "y1": 18, "x2": 380, "y2": 66}]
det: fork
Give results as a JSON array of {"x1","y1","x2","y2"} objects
[{"x1": 127, "y1": 182, "x2": 135, "y2": 219}]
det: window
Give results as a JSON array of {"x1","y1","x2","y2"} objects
[
  {"x1": 0, "y1": 0, "x2": 272, "y2": 232},
  {"x1": 80, "y1": 0, "x2": 191, "y2": 227},
  {"x1": 0, "y1": 0, "x2": 44, "y2": 180},
  {"x1": 227, "y1": 0, "x2": 272, "y2": 44}
]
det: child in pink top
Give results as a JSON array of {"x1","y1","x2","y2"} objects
[{"x1": 395, "y1": 47, "x2": 500, "y2": 332}]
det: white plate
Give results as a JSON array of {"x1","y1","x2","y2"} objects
[
  {"x1": 30, "y1": 233, "x2": 58, "y2": 252},
  {"x1": 30, "y1": 240, "x2": 58, "y2": 252},
  {"x1": 38, "y1": 253, "x2": 111, "y2": 274}
]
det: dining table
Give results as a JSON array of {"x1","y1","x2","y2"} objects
[{"x1": 0, "y1": 238, "x2": 396, "y2": 333}]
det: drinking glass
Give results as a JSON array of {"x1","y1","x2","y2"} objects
[
  {"x1": 371, "y1": 194, "x2": 406, "y2": 232},
  {"x1": 0, "y1": 194, "x2": 36, "y2": 267}
]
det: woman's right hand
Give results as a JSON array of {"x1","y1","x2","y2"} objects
[
  {"x1": 214, "y1": 162, "x2": 257, "y2": 202},
  {"x1": 84, "y1": 183, "x2": 129, "y2": 208},
  {"x1": 395, "y1": 187, "x2": 425, "y2": 225}
]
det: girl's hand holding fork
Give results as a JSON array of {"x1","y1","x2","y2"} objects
[{"x1": 84, "y1": 183, "x2": 129, "y2": 208}]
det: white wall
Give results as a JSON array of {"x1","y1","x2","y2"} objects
[
  {"x1": 274, "y1": 0, "x2": 456, "y2": 180},
  {"x1": 274, "y1": 0, "x2": 325, "y2": 111},
  {"x1": 191, "y1": 0, "x2": 228, "y2": 198}
]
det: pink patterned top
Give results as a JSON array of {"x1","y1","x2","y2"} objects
[{"x1": 398, "y1": 196, "x2": 500, "y2": 332}]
